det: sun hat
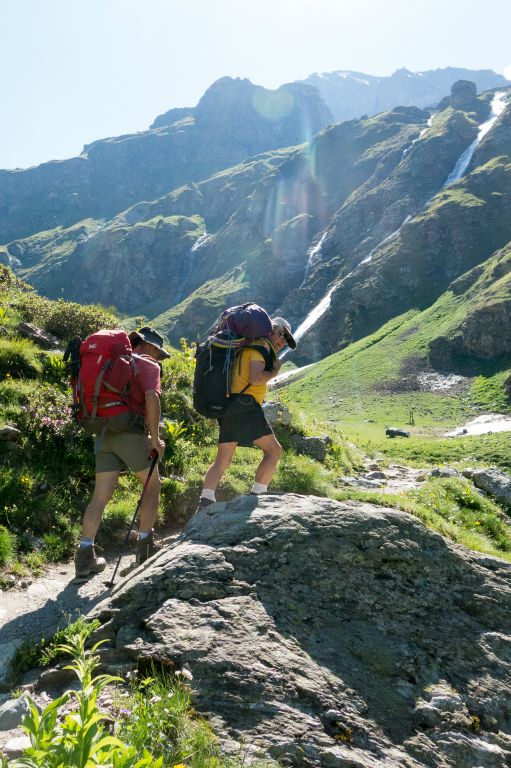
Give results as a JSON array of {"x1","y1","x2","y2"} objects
[
  {"x1": 128, "y1": 326, "x2": 170, "y2": 360},
  {"x1": 271, "y1": 317, "x2": 296, "y2": 349}
]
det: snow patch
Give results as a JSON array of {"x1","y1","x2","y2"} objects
[{"x1": 445, "y1": 414, "x2": 511, "y2": 437}]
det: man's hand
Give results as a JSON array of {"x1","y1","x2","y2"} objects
[{"x1": 149, "y1": 435, "x2": 165, "y2": 459}]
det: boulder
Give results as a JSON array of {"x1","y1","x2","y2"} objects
[
  {"x1": 471, "y1": 468, "x2": 511, "y2": 507},
  {"x1": 1, "y1": 735, "x2": 31, "y2": 758},
  {"x1": 0, "y1": 696, "x2": 31, "y2": 731},
  {"x1": 430, "y1": 467, "x2": 461, "y2": 479},
  {"x1": 0, "y1": 426, "x2": 21, "y2": 442},
  {"x1": 262, "y1": 401, "x2": 292, "y2": 427},
  {"x1": 289, "y1": 435, "x2": 332, "y2": 462},
  {"x1": 339, "y1": 475, "x2": 382, "y2": 490},
  {"x1": 90, "y1": 494, "x2": 511, "y2": 767},
  {"x1": 0, "y1": 640, "x2": 24, "y2": 690},
  {"x1": 386, "y1": 428, "x2": 410, "y2": 438},
  {"x1": 17, "y1": 322, "x2": 60, "y2": 349}
]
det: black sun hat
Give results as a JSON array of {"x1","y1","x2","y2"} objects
[{"x1": 129, "y1": 326, "x2": 170, "y2": 360}]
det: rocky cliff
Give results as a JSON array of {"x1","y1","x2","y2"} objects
[
  {"x1": 0, "y1": 77, "x2": 331, "y2": 244},
  {"x1": 91, "y1": 494, "x2": 511, "y2": 767}
]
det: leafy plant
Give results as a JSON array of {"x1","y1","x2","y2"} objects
[
  {"x1": 11, "y1": 616, "x2": 102, "y2": 680},
  {"x1": 41, "y1": 353, "x2": 68, "y2": 385},
  {"x1": 3, "y1": 634, "x2": 162, "y2": 768}
]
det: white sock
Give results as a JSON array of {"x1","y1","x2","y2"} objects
[
  {"x1": 201, "y1": 488, "x2": 216, "y2": 502},
  {"x1": 79, "y1": 538, "x2": 94, "y2": 548},
  {"x1": 138, "y1": 530, "x2": 152, "y2": 540},
  {"x1": 251, "y1": 482, "x2": 268, "y2": 494}
]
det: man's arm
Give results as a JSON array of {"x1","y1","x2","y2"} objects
[
  {"x1": 249, "y1": 356, "x2": 282, "y2": 385},
  {"x1": 144, "y1": 389, "x2": 165, "y2": 458}
]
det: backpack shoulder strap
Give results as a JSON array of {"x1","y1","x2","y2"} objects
[{"x1": 245, "y1": 343, "x2": 275, "y2": 371}]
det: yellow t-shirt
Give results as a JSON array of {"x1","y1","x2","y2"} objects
[{"x1": 231, "y1": 341, "x2": 274, "y2": 405}]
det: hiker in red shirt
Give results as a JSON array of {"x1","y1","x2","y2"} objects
[{"x1": 74, "y1": 327, "x2": 168, "y2": 578}]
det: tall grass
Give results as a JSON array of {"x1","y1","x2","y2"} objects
[{"x1": 0, "y1": 525, "x2": 16, "y2": 566}]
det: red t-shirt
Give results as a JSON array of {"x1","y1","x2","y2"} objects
[{"x1": 129, "y1": 354, "x2": 161, "y2": 416}]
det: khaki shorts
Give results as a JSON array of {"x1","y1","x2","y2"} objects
[{"x1": 95, "y1": 430, "x2": 152, "y2": 473}]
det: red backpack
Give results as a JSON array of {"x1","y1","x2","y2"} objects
[{"x1": 64, "y1": 329, "x2": 138, "y2": 436}]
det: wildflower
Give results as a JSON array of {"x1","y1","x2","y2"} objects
[
  {"x1": 149, "y1": 695, "x2": 162, "y2": 704},
  {"x1": 173, "y1": 764, "x2": 187, "y2": 768},
  {"x1": 474, "y1": 521, "x2": 481, "y2": 525}
]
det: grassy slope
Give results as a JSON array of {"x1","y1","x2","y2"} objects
[{"x1": 282, "y1": 243, "x2": 511, "y2": 469}]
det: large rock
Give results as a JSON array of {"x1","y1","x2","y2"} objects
[
  {"x1": 471, "y1": 468, "x2": 511, "y2": 507},
  {"x1": 17, "y1": 322, "x2": 60, "y2": 349},
  {"x1": 262, "y1": 401, "x2": 292, "y2": 427},
  {"x1": 92, "y1": 495, "x2": 511, "y2": 767},
  {"x1": 0, "y1": 696, "x2": 31, "y2": 731},
  {"x1": 289, "y1": 435, "x2": 332, "y2": 462}
]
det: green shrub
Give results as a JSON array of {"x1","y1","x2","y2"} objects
[
  {"x1": 0, "y1": 338, "x2": 42, "y2": 378},
  {"x1": 17, "y1": 294, "x2": 119, "y2": 341},
  {"x1": 0, "y1": 525, "x2": 16, "y2": 565},
  {"x1": 274, "y1": 453, "x2": 332, "y2": 496},
  {"x1": 15, "y1": 384, "x2": 75, "y2": 449}
]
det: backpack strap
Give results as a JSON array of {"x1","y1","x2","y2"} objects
[
  {"x1": 245, "y1": 343, "x2": 275, "y2": 371},
  {"x1": 91, "y1": 360, "x2": 111, "y2": 419}
]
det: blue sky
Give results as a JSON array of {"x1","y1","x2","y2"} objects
[{"x1": 1, "y1": 0, "x2": 510, "y2": 170}]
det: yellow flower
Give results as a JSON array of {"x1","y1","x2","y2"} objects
[
  {"x1": 474, "y1": 521, "x2": 481, "y2": 525},
  {"x1": 173, "y1": 764, "x2": 187, "y2": 768}
]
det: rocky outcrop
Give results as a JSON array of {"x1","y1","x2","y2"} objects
[
  {"x1": 450, "y1": 80, "x2": 478, "y2": 109},
  {"x1": 91, "y1": 494, "x2": 511, "y2": 767},
  {"x1": 471, "y1": 468, "x2": 511, "y2": 508},
  {"x1": 17, "y1": 322, "x2": 59, "y2": 349}
]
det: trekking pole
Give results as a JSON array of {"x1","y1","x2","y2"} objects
[{"x1": 107, "y1": 450, "x2": 159, "y2": 587}]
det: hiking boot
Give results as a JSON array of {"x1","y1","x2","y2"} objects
[
  {"x1": 74, "y1": 545, "x2": 106, "y2": 578},
  {"x1": 136, "y1": 531, "x2": 162, "y2": 566},
  {"x1": 195, "y1": 497, "x2": 215, "y2": 513}
]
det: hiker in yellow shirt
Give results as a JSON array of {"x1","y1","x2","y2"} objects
[{"x1": 196, "y1": 317, "x2": 296, "y2": 510}]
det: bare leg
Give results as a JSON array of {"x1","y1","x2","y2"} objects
[
  {"x1": 81, "y1": 470, "x2": 121, "y2": 539},
  {"x1": 203, "y1": 442, "x2": 238, "y2": 492},
  {"x1": 253, "y1": 434, "x2": 283, "y2": 486},
  {"x1": 135, "y1": 465, "x2": 162, "y2": 532}
]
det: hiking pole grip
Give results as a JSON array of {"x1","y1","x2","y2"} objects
[{"x1": 108, "y1": 450, "x2": 159, "y2": 587}]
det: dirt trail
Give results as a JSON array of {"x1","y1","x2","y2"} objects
[{"x1": 0, "y1": 534, "x2": 177, "y2": 659}]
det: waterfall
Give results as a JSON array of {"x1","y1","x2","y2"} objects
[
  {"x1": 175, "y1": 231, "x2": 211, "y2": 303},
  {"x1": 401, "y1": 115, "x2": 434, "y2": 159},
  {"x1": 191, "y1": 232, "x2": 212, "y2": 251},
  {"x1": 443, "y1": 91, "x2": 507, "y2": 187},
  {"x1": 303, "y1": 230, "x2": 328, "y2": 281},
  {"x1": 289, "y1": 213, "x2": 413, "y2": 349}
]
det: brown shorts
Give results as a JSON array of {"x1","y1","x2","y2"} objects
[{"x1": 95, "y1": 430, "x2": 152, "y2": 473}]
